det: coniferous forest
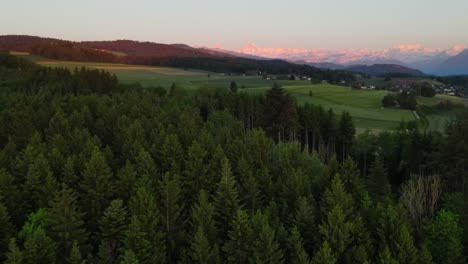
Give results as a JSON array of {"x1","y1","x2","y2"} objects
[{"x1": 1, "y1": 51, "x2": 468, "y2": 264}]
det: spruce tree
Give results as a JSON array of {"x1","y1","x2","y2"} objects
[
  {"x1": 0, "y1": 198, "x2": 13, "y2": 259},
  {"x1": 367, "y1": 157, "x2": 391, "y2": 201},
  {"x1": 214, "y1": 158, "x2": 240, "y2": 239},
  {"x1": 292, "y1": 197, "x2": 316, "y2": 251},
  {"x1": 159, "y1": 172, "x2": 184, "y2": 263},
  {"x1": 4, "y1": 238, "x2": 23, "y2": 264},
  {"x1": 99, "y1": 199, "x2": 128, "y2": 262},
  {"x1": 183, "y1": 141, "x2": 209, "y2": 204},
  {"x1": 128, "y1": 186, "x2": 165, "y2": 264},
  {"x1": 189, "y1": 226, "x2": 212, "y2": 264},
  {"x1": 250, "y1": 211, "x2": 284, "y2": 264},
  {"x1": 377, "y1": 247, "x2": 398, "y2": 264},
  {"x1": 48, "y1": 184, "x2": 88, "y2": 262},
  {"x1": 122, "y1": 216, "x2": 152, "y2": 264},
  {"x1": 223, "y1": 209, "x2": 252, "y2": 264},
  {"x1": 191, "y1": 190, "x2": 217, "y2": 244},
  {"x1": 120, "y1": 250, "x2": 139, "y2": 264},
  {"x1": 79, "y1": 148, "x2": 114, "y2": 232},
  {"x1": 23, "y1": 154, "x2": 58, "y2": 210},
  {"x1": 311, "y1": 241, "x2": 336, "y2": 264},
  {"x1": 22, "y1": 226, "x2": 57, "y2": 264},
  {"x1": 287, "y1": 226, "x2": 310, "y2": 264},
  {"x1": 68, "y1": 241, "x2": 84, "y2": 264}
]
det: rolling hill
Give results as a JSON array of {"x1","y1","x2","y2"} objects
[
  {"x1": 344, "y1": 64, "x2": 425, "y2": 76},
  {"x1": 0, "y1": 35, "x2": 357, "y2": 83}
]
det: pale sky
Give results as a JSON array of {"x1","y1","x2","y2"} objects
[{"x1": 1, "y1": 0, "x2": 467, "y2": 50}]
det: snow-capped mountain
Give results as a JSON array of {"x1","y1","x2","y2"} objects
[{"x1": 233, "y1": 44, "x2": 467, "y2": 75}]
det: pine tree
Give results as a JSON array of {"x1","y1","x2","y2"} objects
[
  {"x1": 223, "y1": 209, "x2": 252, "y2": 264},
  {"x1": 99, "y1": 199, "x2": 128, "y2": 262},
  {"x1": 22, "y1": 226, "x2": 57, "y2": 264},
  {"x1": 122, "y1": 216, "x2": 152, "y2": 264},
  {"x1": 48, "y1": 184, "x2": 88, "y2": 262},
  {"x1": 0, "y1": 169, "x2": 20, "y2": 220},
  {"x1": 116, "y1": 161, "x2": 138, "y2": 203},
  {"x1": 189, "y1": 226, "x2": 212, "y2": 264},
  {"x1": 367, "y1": 157, "x2": 391, "y2": 200},
  {"x1": 287, "y1": 226, "x2": 310, "y2": 264},
  {"x1": 230, "y1": 81, "x2": 238, "y2": 93},
  {"x1": 160, "y1": 134, "x2": 184, "y2": 174},
  {"x1": 159, "y1": 172, "x2": 184, "y2": 263},
  {"x1": 337, "y1": 111, "x2": 355, "y2": 160},
  {"x1": 377, "y1": 247, "x2": 398, "y2": 264},
  {"x1": 4, "y1": 238, "x2": 23, "y2": 264},
  {"x1": 339, "y1": 157, "x2": 363, "y2": 200},
  {"x1": 68, "y1": 241, "x2": 84, "y2": 264},
  {"x1": 79, "y1": 148, "x2": 114, "y2": 232},
  {"x1": 311, "y1": 241, "x2": 336, "y2": 264},
  {"x1": 120, "y1": 250, "x2": 139, "y2": 264},
  {"x1": 250, "y1": 211, "x2": 284, "y2": 264},
  {"x1": 0, "y1": 198, "x2": 13, "y2": 259},
  {"x1": 134, "y1": 148, "x2": 157, "y2": 180},
  {"x1": 376, "y1": 204, "x2": 418, "y2": 264},
  {"x1": 191, "y1": 190, "x2": 217, "y2": 244},
  {"x1": 319, "y1": 205, "x2": 353, "y2": 260},
  {"x1": 214, "y1": 158, "x2": 240, "y2": 239},
  {"x1": 62, "y1": 156, "x2": 78, "y2": 190},
  {"x1": 23, "y1": 154, "x2": 58, "y2": 210},
  {"x1": 292, "y1": 197, "x2": 316, "y2": 251},
  {"x1": 237, "y1": 157, "x2": 262, "y2": 214},
  {"x1": 321, "y1": 174, "x2": 353, "y2": 217},
  {"x1": 183, "y1": 141, "x2": 209, "y2": 204},
  {"x1": 128, "y1": 186, "x2": 165, "y2": 264}
]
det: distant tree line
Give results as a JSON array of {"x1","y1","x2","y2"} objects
[
  {"x1": 0, "y1": 51, "x2": 468, "y2": 264},
  {"x1": 382, "y1": 91, "x2": 418, "y2": 110},
  {"x1": 30, "y1": 42, "x2": 118, "y2": 63}
]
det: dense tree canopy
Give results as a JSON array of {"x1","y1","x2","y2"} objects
[{"x1": 0, "y1": 52, "x2": 467, "y2": 263}]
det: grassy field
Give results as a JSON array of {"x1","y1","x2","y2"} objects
[
  {"x1": 15, "y1": 53, "x2": 466, "y2": 132},
  {"x1": 244, "y1": 85, "x2": 416, "y2": 132},
  {"x1": 360, "y1": 76, "x2": 445, "y2": 87},
  {"x1": 14, "y1": 54, "x2": 310, "y2": 89}
]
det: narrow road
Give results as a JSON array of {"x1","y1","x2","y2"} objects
[{"x1": 412, "y1": 111, "x2": 420, "y2": 120}]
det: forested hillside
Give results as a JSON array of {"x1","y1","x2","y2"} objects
[
  {"x1": 0, "y1": 52, "x2": 468, "y2": 263},
  {"x1": 0, "y1": 35, "x2": 357, "y2": 84}
]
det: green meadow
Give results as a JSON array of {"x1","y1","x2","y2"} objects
[
  {"x1": 243, "y1": 85, "x2": 417, "y2": 132},
  {"x1": 19, "y1": 54, "x2": 466, "y2": 132}
]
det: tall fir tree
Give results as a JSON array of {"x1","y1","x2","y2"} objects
[
  {"x1": 48, "y1": 184, "x2": 88, "y2": 262},
  {"x1": 79, "y1": 147, "x2": 114, "y2": 233},
  {"x1": 128, "y1": 186, "x2": 165, "y2": 264},
  {"x1": 311, "y1": 241, "x2": 336, "y2": 264},
  {"x1": 99, "y1": 199, "x2": 128, "y2": 263},
  {"x1": 68, "y1": 240, "x2": 84, "y2": 264},
  {"x1": 250, "y1": 211, "x2": 285, "y2": 264},
  {"x1": 183, "y1": 141, "x2": 209, "y2": 204},
  {"x1": 366, "y1": 156, "x2": 391, "y2": 201},
  {"x1": 191, "y1": 190, "x2": 217, "y2": 244},
  {"x1": 159, "y1": 172, "x2": 185, "y2": 263},
  {"x1": 223, "y1": 209, "x2": 252, "y2": 264},
  {"x1": 189, "y1": 226, "x2": 213, "y2": 264},
  {"x1": 4, "y1": 239, "x2": 23, "y2": 264},
  {"x1": 214, "y1": 158, "x2": 240, "y2": 240},
  {"x1": 287, "y1": 226, "x2": 310, "y2": 264}
]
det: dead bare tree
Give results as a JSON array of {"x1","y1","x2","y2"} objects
[{"x1": 400, "y1": 174, "x2": 441, "y2": 239}]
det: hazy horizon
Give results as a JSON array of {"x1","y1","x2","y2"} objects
[{"x1": 1, "y1": 0, "x2": 468, "y2": 51}]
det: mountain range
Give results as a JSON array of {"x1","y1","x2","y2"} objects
[
  {"x1": 1, "y1": 35, "x2": 467, "y2": 77},
  {"x1": 228, "y1": 44, "x2": 468, "y2": 76}
]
